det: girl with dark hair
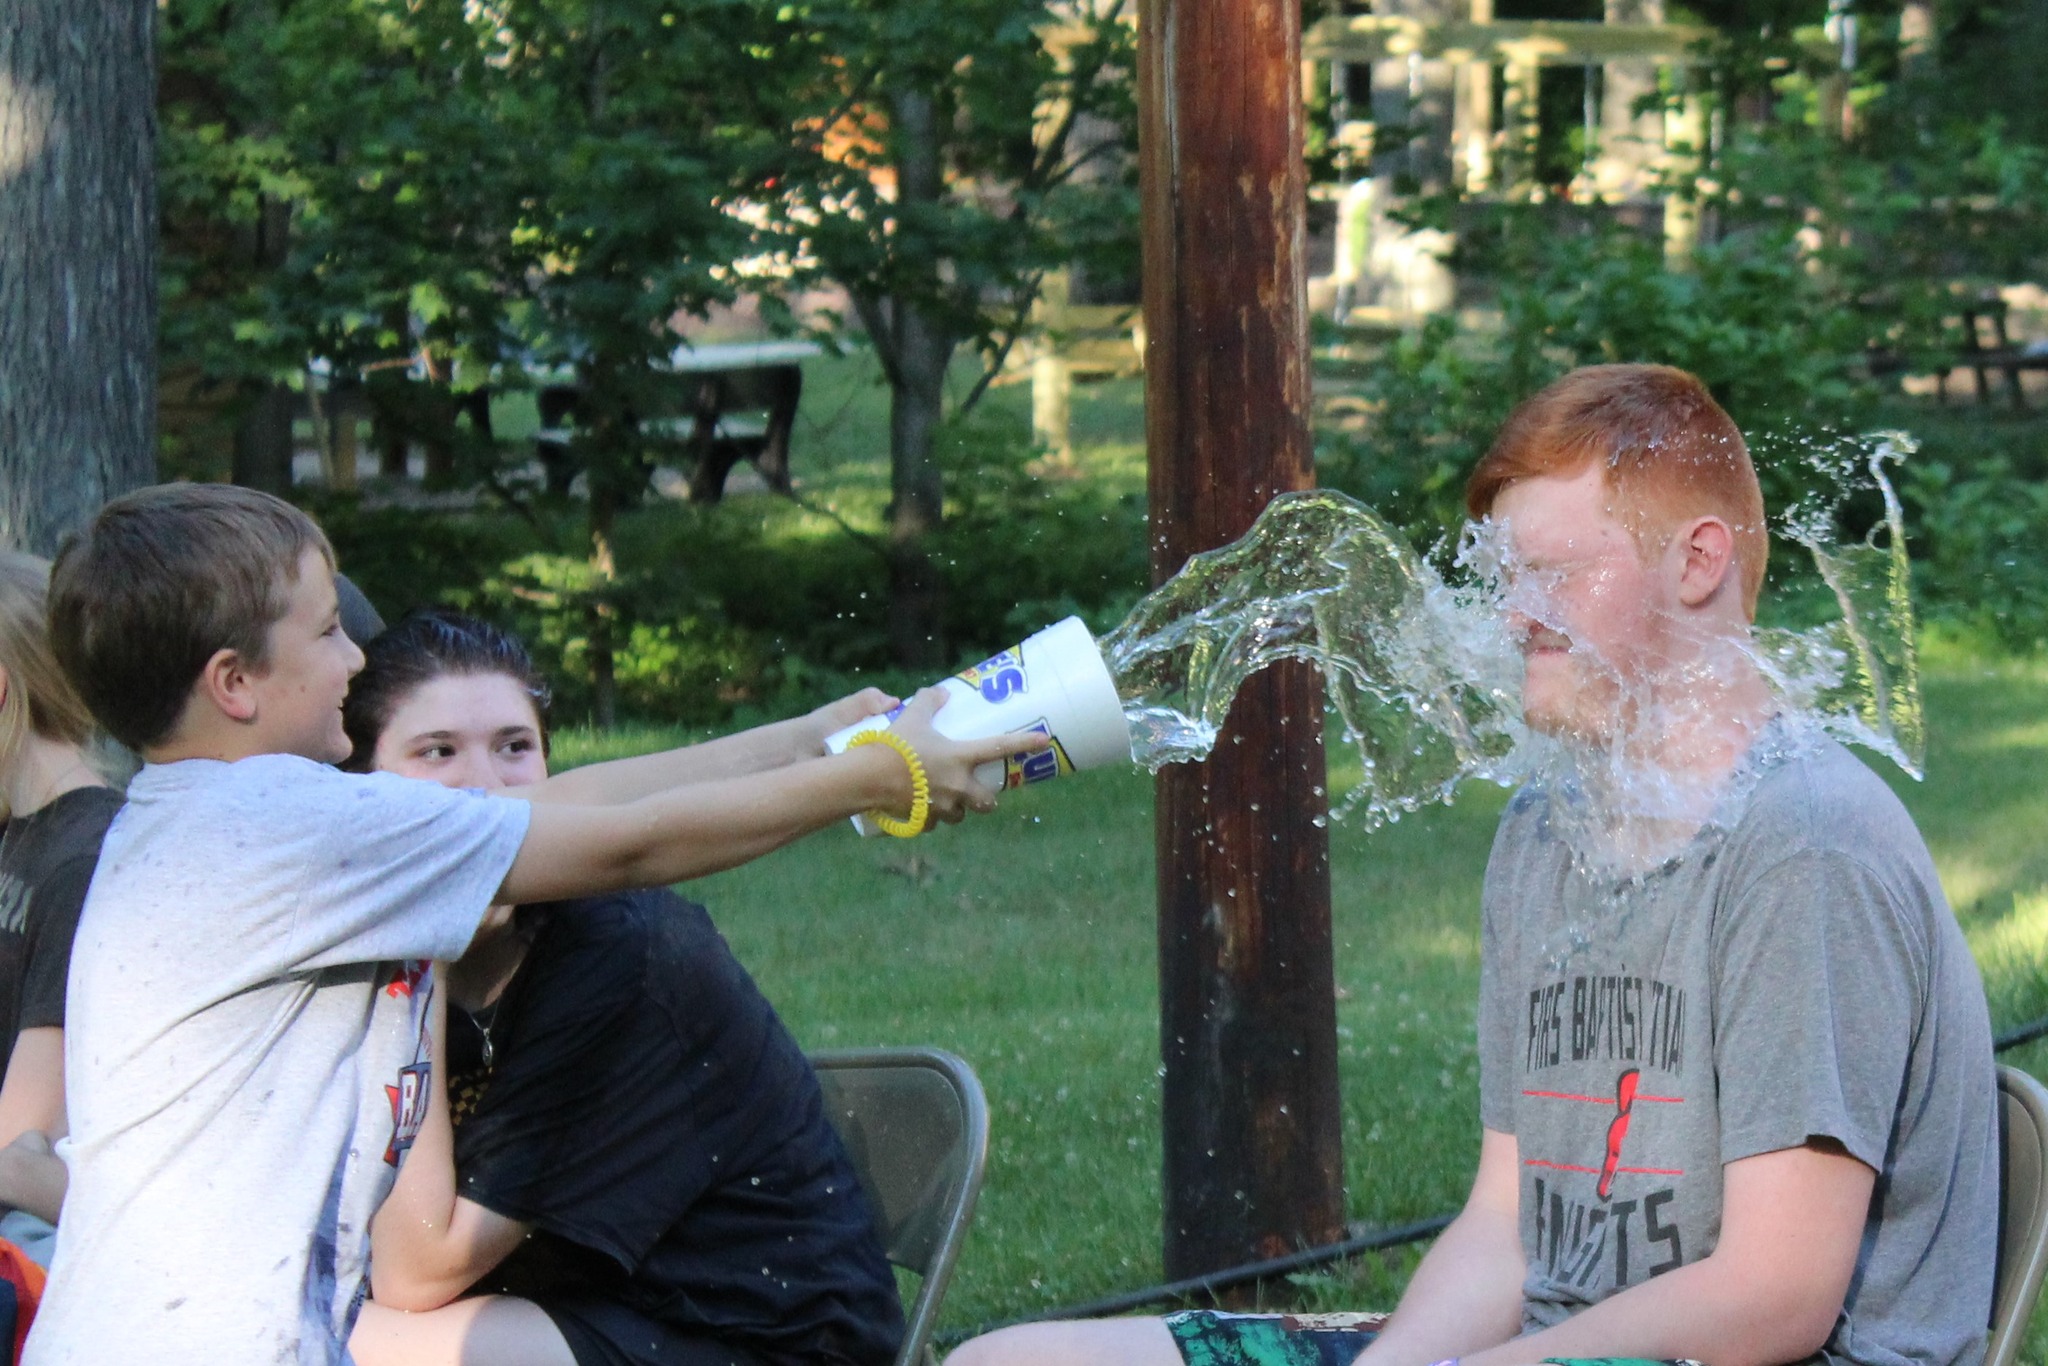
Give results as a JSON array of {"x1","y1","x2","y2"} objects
[{"x1": 344, "y1": 611, "x2": 905, "y2": 1366}]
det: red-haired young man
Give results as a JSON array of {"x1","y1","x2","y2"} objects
[{"x1": 949, "y1": 365, "x2": 1998, "y2": 1366}]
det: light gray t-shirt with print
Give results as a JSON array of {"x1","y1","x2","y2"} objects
[
  {"x1": 1478, "y1": 737, "x2": 1998, "y2": 1366},
  {"x1": 24, "y1": 755, "x2": 530, "y2": 1366}
]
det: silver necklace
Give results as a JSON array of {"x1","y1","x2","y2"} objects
[{"x1": 464, "y1": 1000, "x2": 503, "y2": 1068}]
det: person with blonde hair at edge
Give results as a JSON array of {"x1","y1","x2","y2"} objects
[{"x1": 0, "y1": 554, "x2": 121, "y2": 1266}]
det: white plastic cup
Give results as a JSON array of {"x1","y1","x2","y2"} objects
[{"x1": 824, "y1": 616, "x2": 1130, "y2": 834}]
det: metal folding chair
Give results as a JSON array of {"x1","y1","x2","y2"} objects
[
  {"x1": 811, "y1": 1047, "x2": 991, "y2": 1366},
  {"x1": 1990, "y1": 1064, "x2": 2048, "y2": 1366}
]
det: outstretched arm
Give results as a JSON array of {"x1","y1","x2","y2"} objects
[
  {"x1": 368, "y1": 983, "x2": 530, "y2": 1311},
  {"x1": 1355, "y1": 1127, "x2": 1527, "y2": 1366},
  {"x1": 498, "y1": 688, "x2": 1040, "y2": 906},
  {"x1": 533, "y1": 689, "x2": 897, "y2": 806},
  {"x1": 1455, "y1": 1139, "x2": 1873, "y2": 1366}
]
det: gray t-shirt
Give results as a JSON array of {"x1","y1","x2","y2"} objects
[
  {"x1": 25, "y1": 755, "x2": 530, "y2": 1366},
  {"x1": 1478, "y1": 737, "x2": 1998, "y2": 1366}
]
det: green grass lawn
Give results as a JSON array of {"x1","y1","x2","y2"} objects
[{"x1": 553, "y1": 639, "x2": 2048, "y2": 1356}]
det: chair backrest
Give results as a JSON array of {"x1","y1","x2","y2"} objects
[
  {"x1": 811, "y1": 1047, "x2": 990, "y2": 1366},
  {"x1": 1989, "y1": 1064, "x2": 2048, "y2": 1366}
]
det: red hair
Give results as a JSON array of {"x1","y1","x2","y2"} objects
[{"x1": 1465, "y1": 364, "x2": 1768, "y2": 618}]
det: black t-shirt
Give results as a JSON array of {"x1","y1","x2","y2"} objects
[
  {"x1": 447, "y1": 889, "x2": 905, "y2": 1366},
  {"x1": 0, "y1": 786, "x2": 122, "y2": 1050}
]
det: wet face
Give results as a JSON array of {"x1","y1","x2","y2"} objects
[
  {"x1": 371, "y1": 672, "x2": 548, "y2": 792},
  {"x1": 1490, "y1": 465, "x2": 1678, "y2": 743},
  {"x1": 250, "y1": 548, "x2": 366, "y2": 763}
]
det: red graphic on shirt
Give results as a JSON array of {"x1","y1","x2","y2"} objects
[
  {"x1": 384, "y1": 1062, "x2": 430, "y2": 1165},
  {"x1": 385, "y1": 962, "x2": 426, "y2": 999},
  {"x1": 1599, "y1": 1069, "x2": 1639, "y2": 1198},
  {"x1": 1521, "y1": 1073, "x2": 1686, "y2": 1197}
]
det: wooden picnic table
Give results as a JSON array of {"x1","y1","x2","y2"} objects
[
  {"x1": 1867, "y1": 295, "x2": 2048, "y2": 409},
  {"x1": 534, "y1": 339, "x2": 823, "y2": 501}
]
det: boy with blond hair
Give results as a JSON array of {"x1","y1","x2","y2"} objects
[{"x1": 27, "y1": 483, "x2": 1027, "y2": 1365}]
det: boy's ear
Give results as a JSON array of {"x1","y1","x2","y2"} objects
[
  {"x1": 1674, "y1": 515, "x2": 1736, "y2": 608},
  {"x1": 195, "y1": 648, "x2": 261, "y2": 726}
]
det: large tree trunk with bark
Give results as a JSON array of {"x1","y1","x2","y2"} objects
[{"x1": 0, "y1": 0, "x2": 157, "y2": 552}]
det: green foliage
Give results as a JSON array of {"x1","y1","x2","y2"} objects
[
  {"x1": 1317, "y1": 205, "x2": 1881, "y2": 561},
  {"x1": 310, "y1": 389, "x2": 1148, "y2": 726},
  {"x1": 1902, "y1": 455, "x2": 2048, "y2": 650},
  {"x1": 1705, "y1": 116, "x2": 2048, "y2": 376},
  {"x1": 160, "y1": 0, "x2": 1145, "y2": 687},
  {"x1": 930, "y1": 409, "x2": 1150, "y2": 645},
  {"x1": 309, "y1": 496, "x2": 535, "y2": 622},
  {"x1": 1316, "y1": 11, "x2": 2048, "y2": 601},
  {"x1": 1314, "y1": 315, "x2": 1495, "y2": 557},
  {"x1": 479, "y1": 552, "x2": 777, "y2": 727},
  {"x1": 781, "y1": 0, "x2": 1138, "y2": 358}
]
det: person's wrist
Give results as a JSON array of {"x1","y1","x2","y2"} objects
[
  {"x1": 846, "y1": 730, "x2": 930, "y2": 837},
  {"x1": 791, "y1": 713, "x2": 831, "y2": 760},
  {"x1": 847, "y1": 738, "x2": 908, "y2": 807}
]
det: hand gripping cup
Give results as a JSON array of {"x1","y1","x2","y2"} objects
[{"x1": 824, "y1": 616, "x2": 1132, "y2": 835}]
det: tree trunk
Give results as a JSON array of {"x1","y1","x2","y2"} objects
[
  {"x1": 231, "y1": 381, "x2": 296, "y2": 496},
  {"x1": 882, "y1": 89, "x2": 950, "y2": 671},
  {"x1": 580, "y1": 364, "x2": 635, "y2": 731},
  {"x1": 0, "y1": 0, "x2": 157, "y2": 553},
  {"x1": 586, "y1": 482, "x2": 619, "y2": 731},
  {"x1": 888, "y1": 302, "x2": 950, "y2": 670}
]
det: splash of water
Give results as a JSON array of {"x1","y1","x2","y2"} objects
[
  {"x1": 1100, "y1": 493, "x2": 1523, "y2": 827},
  {"x1": 1102, "y1": 437, "x2": 1925, "y2": 837},
  {"x1": 1757, "y1": 433, "x2": 1923, "y2": 777}
]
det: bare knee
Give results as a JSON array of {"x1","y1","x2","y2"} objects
[{"x1": 946, "y1": 1318, "x2": 1177, "y2": 1366}]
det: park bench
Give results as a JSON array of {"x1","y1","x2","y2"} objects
[
  {"x1": 533, "y1": 339, "x2": 823, "y2": 501},
  {"x1": 1868, "y1": 292, "x2": 2048, "y2": 408}
]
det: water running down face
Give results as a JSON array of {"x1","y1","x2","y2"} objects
[
  {"x1": 1489, "y1": 466, "x2": 1673, "y2": 745},
  {"x1": 1486, "y1": 463, "x2": 1755, "y2": 755}
]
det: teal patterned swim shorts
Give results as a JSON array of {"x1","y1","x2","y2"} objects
[
  {"x1": 1163, "y1": 1312, "x2": 1699, "y2": 1366},
  {"x1": 1164, "y1": 1310, "x2": 1385, "y2": 1366}
]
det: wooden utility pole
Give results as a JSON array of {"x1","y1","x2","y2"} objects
[
  {"x1": 0, "y1": 0, "x2": 157, "y2": 551},
  {"x1": 1139, "y1": 0, "x2": 1346, "y2": 1279}
]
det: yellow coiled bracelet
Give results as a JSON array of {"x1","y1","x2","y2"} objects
[{"x1": 845, "y1": 729, "x2": 931, "y2": 838}]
